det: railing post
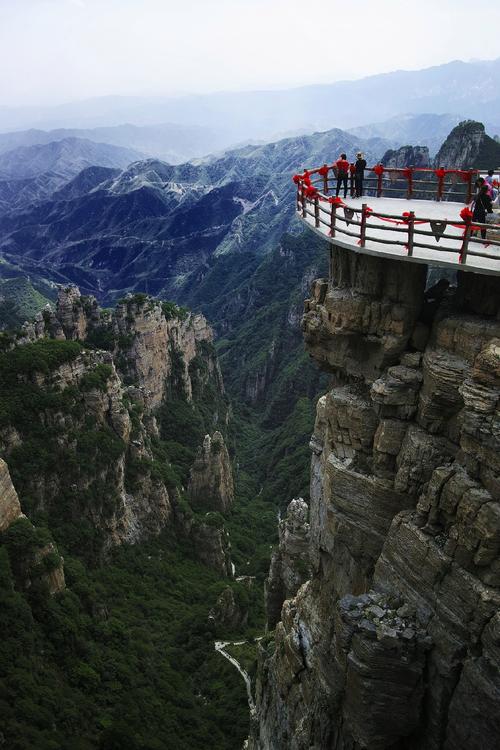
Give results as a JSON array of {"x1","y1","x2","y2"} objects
[
  {"x1": 460, "y1": 223, "x2": 471, "y2": 264},
  {"x1": 323, "y1": 164, "x2": 329, "y2": 195},
  {"x1": 406, "y1": 167, "x2": 413, "y2": 199},
  {"x1": 407, "y1": 211, "x2": 415, "y2": 256},
  {"x1": 314, "y1": 196, "x2": 320, "y2": 228},
  {"x1": 296, "y1": 184, "x2": 301, "y2": 212},
  {"x1": 330, "y1": 203, "x2": 337, "y2": 237},
  {"x1": 360, "y1": 203, "x2": 367, "y2": 247},
  {"x1": 466, "y1": 171, "x2": 473, "y2": 204},
  {"x1": 436, "y1": 174, "x2": 444, "y2": 202},
  {"x1": 301, "y1": 186, "x2": 307, "y2": 219}
]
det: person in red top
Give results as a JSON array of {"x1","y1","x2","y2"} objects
[{"x1": 335, "y1": 153, "x2": 350, "y2": 198}]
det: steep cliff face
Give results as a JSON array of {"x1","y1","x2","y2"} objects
[
  {"x1": 434, "y1": 120, "x2": 500, "y2": 169},
  {"x1": 0, "y1": 457, "x2": 23, "y2": 532},
  {"x1": 188, "y1": 432, "x2": 234, "y2": 512},
  {"x1": 0, "y1": 459, "x2": 65, "y2": 594},
  {"x1": 382, "y1": 145, "x2": 430, "y2": 168},
  {"x1": 253, "y1": 248, "x2": 500, "y2": 750},
  {"x1": 0, "y1": 286, "x2": 232, "y2": 571},
  {"x1": 265, "y1": 498, "x2": 310, "y2": 629}
]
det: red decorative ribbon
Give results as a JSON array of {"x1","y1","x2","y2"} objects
[
  {"x1": 318, "y1": 165, "x2": 329, "y2": 177},
  {"x1": 373, "y1": 165, "x2": 384, "y2": 176}
]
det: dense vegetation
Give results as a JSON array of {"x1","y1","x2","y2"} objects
[
  {"x1": 0, "y1": 532, "x2": 253, "y2": 750},
  {"x1": 0, "y1": 334, "x2": 260, "y2": 749},
  {"x1": 0, "y1": 223, "x2": 330, "y2": 748}
]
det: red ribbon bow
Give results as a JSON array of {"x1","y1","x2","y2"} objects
[
  {"x1": 434, "y1": 168, "x2": 446, "y2": 179},
  {"x1": 460, "y1": 207, "x2": 473, "y2": 222},
  {"x1": 318, "y1": 165, "x2": 329, "y2": 177},
  {"x1": 373, "y1": 164, "x2": 384, "y2": 176},
  {"x1": 328, "y1": 196, "x2": 344, "y2": 205},
  {"x1": 305, "y1": 186, "x2": 318, "y2": 199}
]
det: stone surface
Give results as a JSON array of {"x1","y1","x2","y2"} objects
[
  {"x1": 253, "y1": 253, "x2": 500, "y2": 750},
  {"x1": 0, "y1": 457, "x2": 23, "y2": 532},
  {"x1": 187, "y1": 432, "x2": 234, "y2": 512},
  {"x1": 265, "y1": 498, "x2": 310, "y2": 628}
]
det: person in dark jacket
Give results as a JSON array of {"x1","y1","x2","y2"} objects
[
  {"x1": 472, "y1": 184, "x2": 493, "y2": 239},
  {"x1": 354, "y1": 152, "x2": 367, "y2": 197},
  {"x1": 335, "y1": 153, "x2": 349, "y2": 198}
]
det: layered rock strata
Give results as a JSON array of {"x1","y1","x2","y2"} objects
[
  {"x1": 265, "y1": 498, "x2": 310, "y2": 629},
  {"x1": 253, "y1": 247, "x2": 500, "y2": 750}
]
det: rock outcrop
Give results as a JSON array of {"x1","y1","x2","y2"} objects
[
  {"x1": 1, "y1": 287, "x2": 230, "y2": 570},
  {"x1": 253, "y1": 247, "x2": 500, "y2": 749},
  {"x1": 187, "y1": 432, "x2": 234, "y2": 512},
  {"x1": 265, "y1": 498, "x2": 310, "y2": 629},
  {"x1": 0, "y1": 457, "x2": 23, "y2": 532},
  {"x1": 208, "y1": 586, "x2": 249, "y2": 632},
  {"x1": 382, "y1": 145, "x2": 430, "y2": 168},
  {"x1": 434, "y1": 119, "x2": 500, "y2": 169}
]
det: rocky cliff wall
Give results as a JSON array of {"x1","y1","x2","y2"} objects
[
  {"x1": 253, "y1": 247, "x2": 500, "y2": 750},
  {"x1": 0, "y1": 286, "x2": 233, "y2": 573}
]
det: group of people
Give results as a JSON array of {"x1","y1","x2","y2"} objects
[
  {"x1": 472, "y1": 170, "x2": 499, "y2": 238},
  {"x1": 333, "y1": 152, "x2": 367, "y2": 198}
]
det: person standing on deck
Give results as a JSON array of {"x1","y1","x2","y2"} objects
[
  {"x1": 354, "y1": 152, "x2": 367, "y2": 197},
  {"x1": 484, "y1": 169, "x2": 498, "y2": 201},
  {"x1": 335, "y1": 153, "x2": 349, "y2": 198},
  {"x1": 472, "y1": 184, "x2": 493, "y2": 240}
]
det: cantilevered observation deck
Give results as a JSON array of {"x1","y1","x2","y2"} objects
[{"x1": 295, "y1": 165, "x2": 500, "y2": 276}]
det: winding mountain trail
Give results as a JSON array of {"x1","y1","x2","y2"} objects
[{"x1": 214, "y1": 640, "x2": 256, "y2": 717}]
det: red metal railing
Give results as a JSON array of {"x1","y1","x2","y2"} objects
[
  {"x1": 293, "y1": 166, "x2": 500, "y2": 268},
  {"x1": 296, "y1": 164, "x2": 487, "y2": 203}
]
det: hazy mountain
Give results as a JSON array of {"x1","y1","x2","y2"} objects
[
  {"x1": 1, "y1": 58, "x2": 500, "y2": 141},
  {"x1": 348, "y1": 113, "x2": 465, "y2": 155},
  {"x1": 0, "y1": 137, "x2": 142, "y2": 212},
  {"x1": 0, "y1": 123, "x2": 235, "y2": 164},
  {"x1": 0, "y1": 137, "x2": 143, "y2": 180},
  {"x1": 0, "y1": 127, "x2": 386, "y2": 301}
]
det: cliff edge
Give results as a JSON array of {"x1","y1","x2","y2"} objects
[{"x1": 253, "y1": 247, "x2": 500, "y2": 750}]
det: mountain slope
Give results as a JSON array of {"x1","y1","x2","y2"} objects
[
  {"x1": 0, "y1": 123, "x2": 238, "y2": 165},
  {"x1": 0, "y1": 137, "x2": 143, "y2": 180},
  {"x1": 0, "y1": 138, "x2": 143, "y2": 213},
  {"x1": 0, "y1": 127, "x2": 387, "y2": 301}
]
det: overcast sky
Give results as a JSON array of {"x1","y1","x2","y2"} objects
[{"x1": 1, "y1": 0, "x2": 499, "y2": 106}]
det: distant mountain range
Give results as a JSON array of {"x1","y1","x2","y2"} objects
[
  {"x1": 0, "y1": 127, "x2": 386, "y2": 301},
  {"x1": 1, "y1": 58, "x2": 500, "y2": 146},
  {"x1": 348, "y1": 113, "x2": 468, "y2": 156},
  {"x1": 0, "y1": 137, "x2": 144, "y2": 212},
  {"x1": 0, "y1": 124, "x2": 231, "y2": 165}
]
